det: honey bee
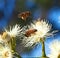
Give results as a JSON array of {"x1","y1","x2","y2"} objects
[
  {"x1": 25, "y1": 29, "x2": 37, "y2": 37},
  {"x1": 18, "y1": 11, "x2": 30, "y2": 21}
]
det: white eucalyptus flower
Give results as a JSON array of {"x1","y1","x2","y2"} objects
[
  {"x1": 48, "y1": 40, "x2": 60, "y2": 58},
  {"x1": 0, "y1": 43, "x2": 12, "y2": 58},
  {"x1": 5, "y1": 24, "x2": 22, "y2": 38},
  {"x1": 22, "y1": 19, "x2": 57, "y2": 47}
]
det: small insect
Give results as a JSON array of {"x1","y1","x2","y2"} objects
[
  {"x1": 25, "y1": 29, "x2": 37, "y2": 37},
  {"x1": 18, "y1": 11, "x2": 30, "y2": 21}
]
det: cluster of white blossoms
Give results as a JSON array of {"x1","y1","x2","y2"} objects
[
  {"x1": 1, "y1": 24, "x2": 25, "y2": 44},
  {"x1": 48, "y1": 40, "x2": 60, "y2": 58},
  {"x1": 22, "y1": 19, "x2": 56, "y2": 47},
  {"x1": 0, "y1": 46, "x2": 12, "y2": 58},
  {"x1": 0, "y1": 20, "x2": 58, "y2": 58},
  {"x1": 0, "y1": 24, "x2": 23, "y2": 58},
  {"x1": 0, "y1": 37, "x2": 12, "y2": 58}
]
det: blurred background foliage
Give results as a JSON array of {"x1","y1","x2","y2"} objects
[{"x1": 10, "y1": 0, "x2": 60, "y2": 29}]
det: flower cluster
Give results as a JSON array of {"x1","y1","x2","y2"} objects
[
  {"x1": 0, "y1": 18, "x2": 58, "y2": 58},
  {"x1": 0, "y1": 36, "x2": 12, "y2": 58},
  {"x1": 0, "y1": 24, "x2": 23, "y2": 58}
]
